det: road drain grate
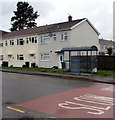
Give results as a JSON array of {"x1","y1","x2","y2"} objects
[{"x1": 4, "y1": 101, "x2": 16, "y2": 105}]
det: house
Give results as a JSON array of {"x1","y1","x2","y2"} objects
[
  {"x1": 1, "y1": 16, "x2": 100, "y2": 68},
  {"x1": 0, "y1": 30, "x2": 9, "y2": 66},
  {"x1": 99, "y1": 39, "x2": 115, "y2": 54}
]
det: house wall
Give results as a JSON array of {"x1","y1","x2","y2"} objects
[
  {"x1": 0, "y1": 45, "x2": 2, "y2": 66},
  {"x1": 70, "y1": 20, "x2": 100, "y2": 51},
  {"x1": 2, "y1": 35, "x2": 39, "y2": 67},
  {"x1": 39, "y1": 31, "x2": 71, "y2": 68}
]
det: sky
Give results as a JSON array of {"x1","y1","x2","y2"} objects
[{"x1": 0, "y1": 0, "x2": 114, "y2": 40}]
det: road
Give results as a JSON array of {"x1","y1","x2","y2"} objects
[{"x1": 2, "y1": 72, "x2": 114, "y2": 119}]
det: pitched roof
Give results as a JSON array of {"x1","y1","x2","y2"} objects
[
  {"x1": 61, "y1": 45, "x2": 98, "y2": 51},
  {"x1": 0, "y1": 30, "x2": 9, "y2": 36},
  {"x1": 99, "y1": 39, "x2": 115, "y2": 47},
  {"x1": 2, "y1": 18, "x2": 86, "y2": 39}
]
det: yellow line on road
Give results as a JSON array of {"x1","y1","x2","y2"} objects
[{"x1": 6, "y1": 106, "x2": 26, "y2": 113}]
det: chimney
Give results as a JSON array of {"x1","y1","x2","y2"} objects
[{"x1": 68, "y1": 15, "x2": 72, "y2": 22}]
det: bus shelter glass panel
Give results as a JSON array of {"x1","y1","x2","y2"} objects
[
  {"x1": 80, "y1": 51, "x2": 91, "y2": 73},
  {"x1": 63, "y1": 51, "x2": 70, "y2": 72},
  {"x1": 91, "y1": 51, "x2": 97, "y2": 73},
  {"x1": 71, "y1": 51, "x2": 81, "y2": 73}
]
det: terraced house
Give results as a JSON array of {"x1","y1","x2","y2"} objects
[{"x1": 1, "y1": 16, "x2": 100, "y2": 68}]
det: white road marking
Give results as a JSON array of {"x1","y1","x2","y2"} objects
[
  {"x1": 58, "y1": 94, "x2": 114, "y2": 115},
  {"x1": 101, "y1": 86, "x2": 115, "y2": 92}
]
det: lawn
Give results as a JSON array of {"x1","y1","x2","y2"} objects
[
  {"x1": 1, "y1": 67, "x2": 114, "y2": 78},
  {"x1": 1, "y1": 67, "x2": 63, "y2": 73},
  {"x1": 96, "y1": 70, "x2": 115, "y2": 78}
]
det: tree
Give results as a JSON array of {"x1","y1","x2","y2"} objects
[
  {"x1": 10, "y1": 1, "x2": 39, "y2": 31},
  {"x1": 107, "y1": 47, "x2": 113, "y2": 55}
]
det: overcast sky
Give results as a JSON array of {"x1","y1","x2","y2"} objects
[{"x1": 0, "y1": 0, "x2": 114, "y2": 40}]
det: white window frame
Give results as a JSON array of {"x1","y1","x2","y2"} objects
[
  {"x1": 5, "y1": 41, "x2": 8, "y2": 46},
  {"x1": 41, "y1": 35, "x2": 50, "y2": 44},
  {"x1": 35, "y1": 37, "x2": 37, "y2": 43},
  {"x1": 10, "y1": 40, "x2": 14, "y2": 46},
  {"x1": 17, "y1": 39, "x2": 24, "y2": 45},
  {"x1": 61, "y1": 32, "x2": 68, "y2": 41},
  {"x1": 17, "y1": 55, "x2": 24, "y2": 60},
  {"x1": 0, "y1": 55, "x2": 3, "y2": 61},
  {"x1": 41, "y1": 54, "x2": 50, "y2": 61},
  {"x1": 31, "y1": 37, "x2": 37, "y2": 43},
  {"x1": 0, "y1": 43, "x2": 3, "y2": 47},
  {"x1": 26, "y1": 38, "x2": 29, "y2": 44}
]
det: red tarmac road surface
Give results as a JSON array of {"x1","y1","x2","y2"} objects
[{"x1": 17, "y1": 84, "x2": 114, "y2": 118}]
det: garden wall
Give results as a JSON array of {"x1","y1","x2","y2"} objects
[{"x1": 97, "y1": 55, "x2": 115, "y2": 70}]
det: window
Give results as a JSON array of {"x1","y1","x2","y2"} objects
[
  {"x1": 0, "y1": 43, "x2": 3, "y2": 47},
  {"x1": 41, "y1": 54, "x2": 50, "y2": 61},
  {"x1": 29, "y1": 37, "x2": 31, "y2": 42},
  {"x1": 32, "y1": 37, "x2": 34, "y2": 43},
  {"x1": 64, "y1": 33, "x2": 68, "y2": 40},
  {"x1": 5, "y1": 41, "x2": 8, "y2": 46},
  {"x1": 0, "y1": 55, "x2": 3, "y2": 60},
  {"x1": 26, "y1": 38, "x2": 29, "y2": 44},
  {"x1": 17, "y1": 55, "x2": 24, "y2": 60},
  {"x1": 53, "y1": 34, "x2": 56, "y2": 41},
  {"x1": 28, "y1": 37, "x2": 37, "y2": 43},
  {"x1": 10, "y1": 40, "x2": 14, "y2": 45},
  {"x1": 35, "y1": 37, "x2": 37, "y2": 43},
  {"x1": 17, "y1": 39, "x2": 24, "y2": 45},
  {"x1": 41, "y1": 36, "x2": 49, "y2": 44},
  {"x1": 61, "y1": 33, "x2": 68, "y2": 41}
]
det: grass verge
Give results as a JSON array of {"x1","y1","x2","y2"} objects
[
  {"x1": 1, "y1": 67, "x2": 63, "y2": 73},
  {"x1": 96, "y1": 70, "x2": 115, "y2": 78},
  {"x1": 1, "y1": 67, "x2": 114, "y2": 78}
]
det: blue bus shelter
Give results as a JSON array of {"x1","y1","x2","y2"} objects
[{"x1": 61, "y1": 45, "x2": 98, "y2": 74}]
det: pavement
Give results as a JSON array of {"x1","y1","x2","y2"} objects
[{"x1": 0, "y1": 68, "x2": 114, "y2": 84}]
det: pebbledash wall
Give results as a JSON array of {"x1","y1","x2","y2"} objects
[{"x1": 1, "y1": 18, "x2": 100, "y2": 68}]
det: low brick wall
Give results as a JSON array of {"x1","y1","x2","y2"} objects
[{"x1": 97, "y1": 55, "x2": 115, "y2": 70}]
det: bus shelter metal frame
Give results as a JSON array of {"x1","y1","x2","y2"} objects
[{"x1": 61, "y1": 46, "x2": 98, "y2": 74}]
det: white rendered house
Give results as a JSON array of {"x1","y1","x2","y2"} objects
[{"x1": 1, "y1": 16, "x2": 100, "y2": 68}]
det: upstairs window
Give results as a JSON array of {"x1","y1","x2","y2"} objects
[
  {"x1": 26, "y1": 37, "x2": 37, "y2": 43},
  {"x1": 41, "y1": 36, "x2": 49, "y2": 44},
  {"x1": 32, "y1": 37, "x2": 37, "y2": 43},
  {"x1": 10, "y1": 40, "x2": 14, "y2": 45},
  {"x1": 17, "y1": 54, "x2": 24, "y2": 60},
  {"x1": 26, "y1": 38, "x2": 29, "y2": 44},
  {"x1": 17, "y1": 39, "x2": 24, "y2": 45},
  {"x1": 29, "y1": 37, "x2": 31, "y2": 42},
  {"x1": 61, "y1": 33, "x2": 68, "y2": 41},
  {"x1": 0, "y1": 43, "x2": 3, "y2": 47},
  {"x1": 35, "y1": 37, "x2": 37, "y2": 43},
  {"x1": 32, "y1": 37, "x2": 34, "y2": 43},
  {"x1": 5, "y1": 41, "x2": 8, "y2": 46}
]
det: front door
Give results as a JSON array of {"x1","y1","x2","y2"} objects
[
  {"x1": 8, "y1": 55, "x2": 12, "y2": 67},
  {"x1": 30, "y1": 54, "x2": 35, "y2": 67},
  {"x1": 59, "y1": 54, "x2": 63, "y2": 69}
]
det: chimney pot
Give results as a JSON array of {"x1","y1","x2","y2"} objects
[{"x1": 68, "y1": 15, "x2": 72, "y2": 22}]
